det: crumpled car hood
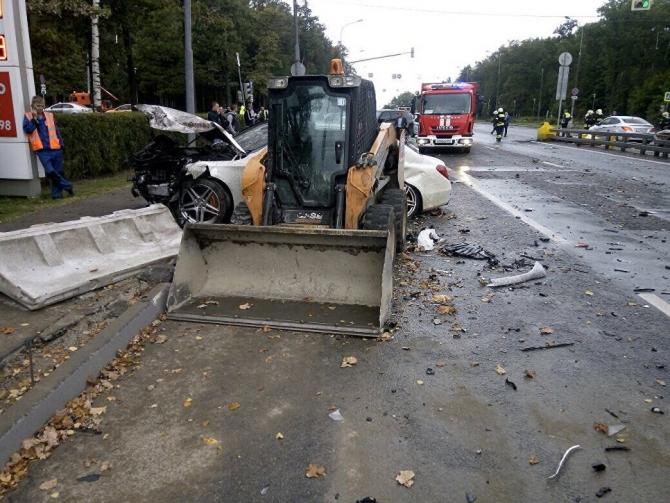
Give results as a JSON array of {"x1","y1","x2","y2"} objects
[{"x1": 136, "y1": 104, "x2": 246, "y2": 156}]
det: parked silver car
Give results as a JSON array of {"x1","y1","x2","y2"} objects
[
  {"x1": 44, "y1": 102, "x2": 93, "y2": 114},
  {"x1": 589, "y1": 116, "x2": 653, "y2": 135}
]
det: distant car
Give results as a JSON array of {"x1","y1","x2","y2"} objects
[
  {"x1": 377, "y1": 109, "x2": 415, "y2": 136},
  {"x1": 131, "y1": 106, "x2": 450, "y2": 224},
  {"x1": 106, "y1": 104, "x2": 133, "y2": 113},
  {"x1": 589, "y1": 116, "x2": 653, "y2": 140},
  {"x1": 44, "y1": 102, "x2": 92, "y2": 114}
]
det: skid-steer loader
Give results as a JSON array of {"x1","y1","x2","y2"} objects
[{"x1": 166, "y1": 60, "x2": 407, "y2": 336}]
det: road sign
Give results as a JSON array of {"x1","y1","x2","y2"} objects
[
  {"x1": 558, "y1": 52, "x2": 573, "y2": 66},
  {"x1": 631, "y1": 0, "x2": 652, "y2": 11},
  {"x1": 571, "y1": 87, "x2": 579, "y2": 96},
  {"x1": 290, "y1": 61, "x2": 306, "y2": 76},
  {"x1": 556, "y1": 65, "x2": 570, "y2": 101},
  {"x1": 664, "y1": 91, "x2": 670, "y2": 102}
]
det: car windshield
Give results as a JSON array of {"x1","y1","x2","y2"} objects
[
  {"x1": 622, "y1": 117, "x2": 650, "y2": 125},
  {"x1": 422, "y1": 93, "x2": 471, "y2": 114},
  {"x1": 234, "y1": 122, "x2": 267, "y2": 153},
  {"x1": 273, "y1": 83, "x2": 348, "y2": 206},
  {"x1": 378, "y1": 110, "x2": 400, "y2": 121}
]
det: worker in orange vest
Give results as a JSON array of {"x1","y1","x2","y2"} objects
[{"x1": 22, "y1": 96, "x2": 74, "y2": 199}]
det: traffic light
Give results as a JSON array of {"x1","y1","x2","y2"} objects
[
  {"x1": 244, "y1": 81, "x2": 253, "y2": 99},
  {"x1": 631, "y1": 0, "x2": 652, "y2": 10}
]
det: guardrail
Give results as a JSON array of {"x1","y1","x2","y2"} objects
[{"x1": 545, "y1": 127, "x2": 670, "y2": 158}]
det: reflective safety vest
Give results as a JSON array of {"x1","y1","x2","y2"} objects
[{"x1": 24, "y1": 112, "x2": 61, "y2": 151}]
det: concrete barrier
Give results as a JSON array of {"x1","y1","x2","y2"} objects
[{"x1": 0, "y1": 205, "x2": 181, "y2": 310}]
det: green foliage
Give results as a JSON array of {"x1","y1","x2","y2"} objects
[
  {"x1": 55, "y1": 113, "x2": 152, "y2": 180},
  {"x1": 461, "y1": 0, "x2": 670, "y2": 120},
  {"x1": 385, "y1": 91, "x2": 416, "y2": 109}
]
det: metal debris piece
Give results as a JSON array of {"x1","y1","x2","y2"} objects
[
  {"x1": 521, "y1": 342, "x2": 575, "y2": 352},
  {"x1": 488, "y1": 262, "x2": 547, "y2": 288},
  {"x1": 547, "y1": 445, "x2": 581, "y2": 480},
  {"x1": 439, "y1": 242, "x2": 498, "y2": 264}
]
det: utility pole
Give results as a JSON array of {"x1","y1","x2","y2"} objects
[
  {"x1": 183, "y1": 0, "x2": 195, "y2": 115},
  {"x1": 236, "y1": 52, "x2": 245, "y2": 109},
  {"x1": 291, "y1": 0, "x2": 306, "y2": 75},
  {"x1": 495, "y1": 52, "x2": 501, "y2": 107},
  {"x1": 91, "y1": 0, "x2": 101, "y2": 110},
  {"x1": 537, "y1": 67, "x2": 544, "y2": 119},
  {"x1": 570, "y1": 25, "x2": 584, "y2": 119}
]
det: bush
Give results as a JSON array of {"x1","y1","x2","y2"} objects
[{"x1": 54, "y1": 113, "x2": 152, "y2": 180}]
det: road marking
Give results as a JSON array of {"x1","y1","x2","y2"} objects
[
  {"x1": 541, "y1": 161, "x2": 563, "y2": 168},
  {"x1": 637, "y1": 293, "x2": 670, "y2": 319},
  {"x1": 534, "y1": 141, "x2": 670, "y2": 166},
  {"x1": 456, "y1": 170, "x2": 570, "y2": 245}
]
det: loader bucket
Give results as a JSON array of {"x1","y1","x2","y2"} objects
[{"x1": 166, "y1": 224, "x2": 394, "y2": 336}]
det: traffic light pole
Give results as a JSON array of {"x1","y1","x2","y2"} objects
[
  {"x1": 236, "y1": 52, "x2": 245, "y2": 109},
  {"x1": 349, "y1": 48, "x2": 414, "y2": 64}
]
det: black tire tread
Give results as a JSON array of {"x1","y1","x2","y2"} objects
[
  {"x1": 230, "y1": 201, "x2": 253, "y2": 225},
  {"x1": 380, "y1": 188, "x2": 407, "y2": 252}
]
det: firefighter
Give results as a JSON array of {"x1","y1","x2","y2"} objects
[
  {"x1": 657, "y1": 111, "x2": 670, "y2": 131},
  {"x1": 595, "y1": 108, "x2": 604, "y2": 125},
  {"x1": 584, "y1": 109, "x2": 596, "y2": 128},
  {"x1": 22, "y1": 96, "x2": 74, "y2": 199},
  {"x1": 493, "y1": 107, "x2": 505, "y2": 142},
  {"x1": 560, "y1": 111, "x2": 571, "y2": 129}
]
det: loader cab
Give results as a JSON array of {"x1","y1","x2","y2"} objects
[{"x1": 266, "y1": 72, "x2": 377, "y2": 226}]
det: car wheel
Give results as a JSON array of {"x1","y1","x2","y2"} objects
[
  {"x1": 179, "y1": 178, "x2": 230, "y2": 224},
  {"x1": 380, "y1": 188, "x2": 407, "y2": 252},
  {"x1": 404, "y1": 184, "x2": 421, "y2": 219}
]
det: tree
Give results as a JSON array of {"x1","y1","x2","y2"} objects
[{"x1": 385, "y1": 91, "x2": 416, "y2": 109}]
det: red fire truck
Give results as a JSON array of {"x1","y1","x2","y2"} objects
[{"x1": 415, "y1": 82, "x2": 480, "y2": 153}]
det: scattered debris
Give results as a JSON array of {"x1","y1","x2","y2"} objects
[
  {"x1": 227, "y1": 402, "x2": 241, "y2": 411},
  {"x1": 528, "y1": 455, "x2": 540, "y2": 465},
  {"x1": 607, "y1": 424, "x2": 626, "y2": 437},
  {"x1": 605, "y1": 446, "x2": 630, "y2": 452},
  {"x1": 592, "y1": 462, "x2": 606, "y2": 472},
  {"x1": 39, "y1": 478, "x2": 58, "y2": 491},
  {"x1": 656, "y1": 379, "x2": 666, "y2": 387},
  {"x1": 575, "y1": 242, "x2": 590, "y2": 249},
  {"x1": 76, "y1": 473, "x2": 101, "y2": 483},
  {"x1": 593, "y1": 422, "x2": 608, "y2": 434},
  {"x1": 521, "y1": 342, "x2": 575, "y2": 352},
  {"x1": 432, "y1": 294, "x2": 452, "y2": 304},
  {"x1": 505, "y1": 378, "x2": 517, "y2": 391},
  {"x1": 239, "y1": 303, "x2": 252, "y2": 310},
  {"x1": 539, "y1": 327, "x2": 554, "y2": 335},
  {"x1": 488, "y1": 262, "x2": 546, "y2": 288},
  {"x1": 355, "y1": 498, "x2": 377, "y2": 503},
  {"x1": 328, "y1": 409, "x2": 344, "y2": 421},
  {"x1": 183, "y1": 397, "x2": 193, "y2": 408},
  {"x1": 416, "y1": 380, "x2": 424, "y2": 385},
  {"x1": 585, "y1": 290, "x2": 594, "y2": 296},
  {"x1": 440, "y1": 242, "x2": 498, "y2": 265},
  {"x1": 596, "y1": 487, "x2": 612, "y2": 498},
  {"x1": 432, "y1": 318, "x2": 442, "y2": 325},
  {"x1": 495, "y1": 364, "x2": 507, "y2": 375},
  {"x1": 154, "y1": 334, "x2": 168, "y2": 344},
  {"x1": 547, "y1": 445, "x2": 581, "y2": 480},
  {"x1": 305, "y1": 464, "x2": 326, "y2": 478},
  {"x1": 466, "y1": 493, "x2": 477, "y2": 503},
  {"x1": 276, "y1": 432, "x2": 284, "y2": 440},
  {"x1": 426, "y1": 368, "x2": 435, "y2": 376},
  {"x1": 524, "y1": 369, "x2": 536, "y2": 379},
  {"x1": 340, "y1": 356, "x2": 358, "y2": 368},
  {"x1": 437, "y1": 305, "x2": 457, "y2": 315},
  {"x1": 395, "y1": 470, "x2": 415, "y2": 488},
  {"x1": 417, "y1": 229, "x2": 440, "y2": 251},
  {"x1": 651, "y1": 407, "x2": 664, "y2": 414},
  {"x1": 202, "y1": 436, "x2": 220, "y2": 447}
]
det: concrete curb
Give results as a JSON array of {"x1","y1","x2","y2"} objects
[{"x1": 0, "y1": 283, "x2": 169, "y2": 467}]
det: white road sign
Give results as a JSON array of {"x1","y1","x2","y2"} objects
[{"x1": 558, "y1": 52, "x2": 573, "y2": 66}]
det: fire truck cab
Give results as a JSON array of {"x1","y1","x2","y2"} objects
[{"x1": 415, "y1": 82, "x2": 479, "y2": 153}]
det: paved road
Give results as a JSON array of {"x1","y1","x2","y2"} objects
[{"x1": 8, "y1": 133, "x2": 670, "y2": 502}]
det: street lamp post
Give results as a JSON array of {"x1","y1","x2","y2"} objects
[{"x1": 338, "y1": 19, "x2": 363, "y2": 52}]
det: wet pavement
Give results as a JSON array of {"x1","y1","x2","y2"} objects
[{"x1": 5, "y1": 129, "x2": 670, "y2": 502}]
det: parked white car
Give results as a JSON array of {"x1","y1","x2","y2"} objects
[
  {"x1": 44, "y1": 102, "x2": 93, "y2": 114},
  {"x1": 130, "y1": 106, "x2": 451, "y2": 224},
  {"x1": 589, "y1": 116, "x2": 653, "y2": 137}
]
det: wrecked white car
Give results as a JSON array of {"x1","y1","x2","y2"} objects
[{"x1": 130, "y1": 105, "x2": 266, "y2": 225}]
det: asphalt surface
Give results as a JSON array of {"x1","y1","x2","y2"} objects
[{"x1": 7, "y1": 128, "x2": 670, "y2": 502}]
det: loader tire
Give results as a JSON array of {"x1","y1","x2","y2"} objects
[
  {"x1": 380, "y1": 188, "x2": 407, "y2": 252},
  {"x1": 361, "y1": 204, "x2": 396, "y2": 254},
  {"x1": 230, "y1": 201, "x2": 252, "y2": 225}
]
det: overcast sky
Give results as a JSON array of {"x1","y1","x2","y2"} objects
[{"x1": 302, "y1": 0, "x2": 605, "y2": 106}]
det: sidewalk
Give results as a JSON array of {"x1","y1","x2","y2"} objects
[{"x1": 0, "y1": 186, "x2": 145, "y2": 233}]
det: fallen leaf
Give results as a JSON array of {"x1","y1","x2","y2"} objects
[
  {"x1": 395, "y1": 470, "x2": 415, "y2": 488},
  {"x1": 239, "y1": 303, "x2": 252, "y2": 310},
  {"x1": 435, "y1": 360, "x2": 446, "y2": 368},
  {"x1": 340, "y1": 356, "x2": 358, "y2": 368},
  {"x1": 39, "y1": 478, "x2": 58, "y2": 491},
  {"x1": 379, "y1": 331, "x2": 394, "y2": 341},
  {"x1": 202, "y1": 436, "x2": 220, "y2": 446},
  {"x1": 227, "y1": 402, "x2": 241, "y2": 411},
  {"x1": 524, "y1": 369, "x2": 536, "y2": 379},
  {"x1": 432, "y1": 294, "x2": 452, "y2": 304},
  {"x1": 539, "y1": 327, "x2": 554, "y2": 335},
  {"x1": 656, "y1": 379, "x2": 666, "y2": 387},
  {"x1": 593, "y1": 422, "x2": 608, "y2": 434},
  {"x1": 305, "y1": 463, "x2": 326, "y2": 478},
  {"x1": 495, "y1": 364, "x2": 506, "y2": 375},
  {"x1": 50, "y1": 491, "x2": 60, "y2": 499},
  {"x1": 100, "y1": 461, "x2": 111, "y2": 472},
  {"x1": 155, "y1": 335, "x2": 168, "y2": 344},
  {"x1": 276, "y1": 432, "x2": 284, "y2": 440},
  {"x1": 528, "y1": 455, "x2": 540, "y2": 465},
  {"x1": 416, "y1": 380, "x2": 424, "y2": 385},
  {"x1": 183, "y1": 397, "x2": 193, "y2": 408},
  {"x1": 585, "y1": 290, "x2": 594, "y2": 296},
  {"x1": 89, "y1": 406, "x2": 106, "y2": 416},
  {"x1": 68, "y1": 346, "x2": 78, "y2": 352},
  {"x1": 1, "y1": 327, "x2": 16, "y2": 335},
  {"x1": 436, "y1": 305, "x2": 457, "y2": 315},
  {"x1": 262, "y1": 325, "x2": 272, "y2": 333}
]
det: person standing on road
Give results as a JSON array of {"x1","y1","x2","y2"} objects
[
  {"x1": 560, "y1": 111, "x2": 571, "y2": 128},
  {"x1": 595, "y1": 108, "x2": 604, "y2": 125},
  {"x1": 22, "y1": 96, "x2": 73, "y2": 199},
  {"x1": 244, "y1": 105, "x2": 256, "y2": 126},
  {"x1": 503, "y1": 111, "x2": 511, "y2": 137},
  {"x1": 258, "y1": 106, "x2": 269, "y2": 122},
  {"x1": 225, "y1": 104, "x2": 240, "y2": 134},
  {"x1": 207, "y1": 101, "x2": 222, "y2": 125},
  {"x1": 657, "y1": 111, "x2": 670, "y2": 131},
  {"x1": 584, "y1": 109, "x2": 596, "y2": 128},
  {"x1": 493, "y1": 107, "x2": 505, "y2": 142}
]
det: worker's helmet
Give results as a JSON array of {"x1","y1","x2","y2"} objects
[
  {"x1": 596, "y1": 109, "x2": 603, "y2": 114},
  {"x1": 565, "y1": 112, "x2": 571, "y2": 118},
  {"x1": 498, "y1": 107, "x2": 504, "y2": 113},
  {"x1": 663, "y1": 111, "x2": 670, "y2": 118},
  {"x1": 587, "y1": 109, "x2": 593, "y2": 114}
]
